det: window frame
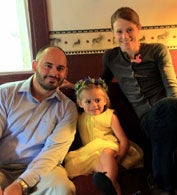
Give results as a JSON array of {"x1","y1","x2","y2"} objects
[
  {"x1": 28, "y1": 0, "x2": 49, "y2": 59},
  {"x1": 0, "y1": 0, "x2": 49, "y2": 83}
]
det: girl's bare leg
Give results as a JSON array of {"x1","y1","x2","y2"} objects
[{"x1": 95, "y1": 148, "x2": 121, "y2": 195}]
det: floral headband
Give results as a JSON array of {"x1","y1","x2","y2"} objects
[{"x1": 74, "y1": 77, "x2": 108, "y2": 93}]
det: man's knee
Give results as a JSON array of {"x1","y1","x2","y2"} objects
[{"x1": 31, "y1": 166, "x2": 76, "y2": 195}]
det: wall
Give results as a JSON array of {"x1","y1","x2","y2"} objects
[
  {"x1": 47, "y1": 0, "x2": 177, "y2": 54},
  {"x1": 1, "y1": 50, "x2": 177, "y2": 85},
  {"x1": 0, "y1": 0, "x2": 177, "y2": 84},
  {"x1": 45, "y1": 1, "x2": 177, "y2": 83},
  {"x1": 170, "y1": 50, "x2": 177, "y2": 75},
  {"x1": 47, "y1": 0, "x2": 177, "y2": 30},
  {"x1": 67, "y1": 50, "x2": 177, "y2": 83}
]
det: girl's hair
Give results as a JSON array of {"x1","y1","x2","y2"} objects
[
  {"x1": 111, "y1": 7, "x2": 140, "y2": 29},
  {"x1": 74, "y1": 77, "x2": 110, "y2": 108}
]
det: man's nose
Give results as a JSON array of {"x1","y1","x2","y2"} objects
[{"x1": 50, "y1": 66, "x2": 59, "y2": 76}]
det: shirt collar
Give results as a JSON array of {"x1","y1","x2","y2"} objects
[{"x1": 18, "y1": 75, "x2": 62, "y2": 101}]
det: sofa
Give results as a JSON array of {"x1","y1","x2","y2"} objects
[
  {"x1": 61, "y1": 82, "x2": 152, "y2": 195},
  {"x1": 1, "y1": 74, "x2": 176, "y2": 194}
]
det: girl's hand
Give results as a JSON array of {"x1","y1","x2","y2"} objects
[
  {"x1": 60, "y1": 79, "x2": 74, "y2": 89},
  {"x1": 114, "y1": 152, "x2": 121, "y2": 163}
]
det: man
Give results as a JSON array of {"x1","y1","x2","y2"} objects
[{"x1": 0, "y1": 46, "x2": 78, "y2": 195}]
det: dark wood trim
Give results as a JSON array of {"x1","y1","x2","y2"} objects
[
  {"x1": 0, "y1": 72, "x2": 33, "y2": 85},
  {"x1": 28, "y1": 0, "x2": 50, "y2": 58}
]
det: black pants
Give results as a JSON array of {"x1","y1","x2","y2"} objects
[{"x1": 140, "y1": 97, "x2": 177, "y2": 192}]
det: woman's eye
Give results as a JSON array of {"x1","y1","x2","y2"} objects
[
  {"x1": 127, "y1": 28, "x2": 133, "y2": 33},
  {"x1": 116, "y1": 30, "x2": 122, "y2": 34}
]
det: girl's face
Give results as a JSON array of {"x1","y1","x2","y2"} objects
[
  {"x1": 78, "y1": 88, "x2": 107, "y2": 115},
  {"x1": 112, "y1": 18, "x2": 141, "y2": 54}
]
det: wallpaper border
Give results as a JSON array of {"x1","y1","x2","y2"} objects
[{"x1": 49, "y1": 24, "x2": 177, "y2": 55}]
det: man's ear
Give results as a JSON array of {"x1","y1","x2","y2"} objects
[{"x1": 32, "y1": 60, "x2": 37, "y2": 71}]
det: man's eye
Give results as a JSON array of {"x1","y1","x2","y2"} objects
[
  {"x1": 57, "y1": 66, "x2": 65, "y2": 71},
  {"x1": 44, "y1": 63, "x2": 52, "y2": 69}
]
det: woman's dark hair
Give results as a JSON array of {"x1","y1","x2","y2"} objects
[{"x1": 111, "y1": 7, "x2": 140, "y2": 29}]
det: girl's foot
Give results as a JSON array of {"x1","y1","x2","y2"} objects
[{"x1": 93, "y1": 172, "x2": 117, "y2": 195}]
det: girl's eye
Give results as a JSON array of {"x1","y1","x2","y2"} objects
[
  {"x1": 85, "y1": 100, "x2": 91, "y2": 104},
  {"x1": 95, "y1": 99, "x2": 100, "y2": 103}
]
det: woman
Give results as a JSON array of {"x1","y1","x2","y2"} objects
[{"x1": 101, "y1": 7, "x2": 177, "y2": 194}]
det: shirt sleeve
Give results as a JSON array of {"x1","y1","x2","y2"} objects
[
  {"x1": 19, "y1": 101, "x2": 78, "y2": 187},
  {"x1": 0, "y1": 87, "x2": 8, "y2": 138},
  {"x1": 156, "y1": 43, "x2": 177, "y2": 97},
  {"x1": 101, "y1": 49, "x2": 114, "y2": 83}
]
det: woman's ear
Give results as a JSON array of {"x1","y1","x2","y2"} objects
[{"x1": 137, "y1": 24, "x2": 142, "y2": 30}]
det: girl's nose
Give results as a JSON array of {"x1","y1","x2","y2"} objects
[{"x1": 91, "y1": 101, "x2": 98, "y2": 107}]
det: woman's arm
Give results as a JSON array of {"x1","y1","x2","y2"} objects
[{"x1": 157, "y1": 43, "x2": 177, "y2": 97}]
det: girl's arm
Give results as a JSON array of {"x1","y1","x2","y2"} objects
[
  {"x1": 110, "y1": 113, "x2": 129, "y2": 162},
  {"x1": 59, "y1": 79, "x2": 74, "y2": 89}
]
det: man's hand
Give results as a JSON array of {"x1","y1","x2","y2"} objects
[{"x1": 3, "y1": 182, "x2": 23, "y2": 195}]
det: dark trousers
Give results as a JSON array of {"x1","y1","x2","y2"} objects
[{"x1": 140, "y1": 97, "x2": 177, "y2": 192}]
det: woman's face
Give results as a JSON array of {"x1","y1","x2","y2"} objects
[{"x1": 112, "y1": 18, "x2": 141, "y2": 53}]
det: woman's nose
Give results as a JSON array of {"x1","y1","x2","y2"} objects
[{"x1": 122, "y1": 31, "x2": 129, "y2": 38}]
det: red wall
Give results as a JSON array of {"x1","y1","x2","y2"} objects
[
  {"x1": 170, "y1": 50, "x2": 177, "y2": 75},
  {"x1": 67, "y1": 50, "x2": 177, "y2": 83},
  {"x1": 0, "y1": 50, "x2": 177, "y2": 85},
  {"x1": 67, "y1": 53, "x2": 103, "y2": 83}
]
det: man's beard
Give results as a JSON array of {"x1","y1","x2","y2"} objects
[{"x1": 36, "y1": 70, "x2": 63, "y2": 91}]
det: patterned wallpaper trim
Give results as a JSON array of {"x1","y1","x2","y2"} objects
[{"x1": 49, "y1": 24, "x2": 177, "y2": 55}]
